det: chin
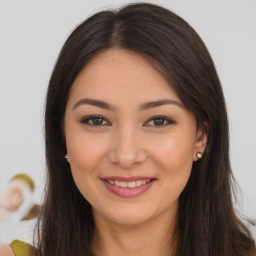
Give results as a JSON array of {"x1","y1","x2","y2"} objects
[
  {"x1": 108, "y1": 213, "x2": 151, "y2": 226},
  {"x1": 93, "y1": 205, "x2": 155, "y2": 226}
]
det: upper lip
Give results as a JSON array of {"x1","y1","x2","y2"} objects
[{"x1": 101, "y1": 176, "x2": 156, "y2": 182}]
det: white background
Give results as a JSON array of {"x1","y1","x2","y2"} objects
[{"x1": 0, "y1": 0, "x2": 255, "y2": 222}]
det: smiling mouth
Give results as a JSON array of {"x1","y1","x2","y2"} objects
[
  {"x1": 100, "y1": 177, "x2": 157, "y2": 198},
  {"x1": 104, "y1": 179, "x2": 153, "y2": 188}
]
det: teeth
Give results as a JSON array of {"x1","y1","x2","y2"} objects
[
  {"x1": 128, "y1": 181, "x2": 136, "y2": 188},
  {"x1": 107, "y1": 179, "x2": 151, "y2": 188},
  {"x1": 135, "y1": 180, "x2": 141, "y2": 187},
  {"x1": 120, "y1": 181, "x2": 127, "y2": 187}
]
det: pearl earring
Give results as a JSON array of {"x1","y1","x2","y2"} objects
[
  {"x1": 196, "y1": 152, "x2": 203, "y2": 159},
  {"x1": 65, "y1": 155, "x2": 69, "y2": 160}
]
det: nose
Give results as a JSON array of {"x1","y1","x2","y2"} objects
[{"x1": 107, "y1": 125, "x2": 147, "y2": 169}]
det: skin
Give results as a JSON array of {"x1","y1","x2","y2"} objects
[
  {"x1": 0, "y1": 245, "x2": 14, "y2": 256},
  {"x1": 64, "y1": 48, "x2": 207, "y2": 256}
]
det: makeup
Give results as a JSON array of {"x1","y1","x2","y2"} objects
[{"x1": 100, "y1": 176, "x2": 156, "y2": 198}]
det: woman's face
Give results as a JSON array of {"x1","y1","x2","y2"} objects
[{"x1": 64, "y1": 48, "x2": 207, "y2": 226}]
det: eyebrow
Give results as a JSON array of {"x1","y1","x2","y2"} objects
[
  {"x1": 139, "y1": 99, "x2": 183, "y2": 110},
  {"x1": 73, "y1": 98, "x2": 115, "y2": 110},
  {"x1": 73, "y1": 98, "x2": 183, "y2": 111}
]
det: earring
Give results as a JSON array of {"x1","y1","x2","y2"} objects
[
  {"x1": 196, "y1": 152, "x2": 203, "y2": 159},
  {"x1": 65, "y1": 155, "x2": 69, "y2": 160}
]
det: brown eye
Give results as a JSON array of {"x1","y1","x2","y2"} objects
[
  {"x1": 92, "y1": 117, "x2": 104, "y2": 125},
  {"x1": 81, "y1": 115, "x2": 109, "y2": 126},
  {"x1": 145, "y1": 116, "x2": 175, "y2": 127},
  {"x1": 153, "y1": 118, "x2": 165, "y2": 126}
]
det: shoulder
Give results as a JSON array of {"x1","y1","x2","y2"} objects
[
  {"x1": 0, "y1": 240, "x2": 31, "y2": 256},
  {"x1": 0, "y1": 244, "x2": 15, "y2": 256}
]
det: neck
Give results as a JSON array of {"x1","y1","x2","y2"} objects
[{"x1": 91, "y1": 208, "x2": 177, "y2": 256}]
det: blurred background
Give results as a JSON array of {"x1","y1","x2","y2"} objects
[{"x1": 0, "y1": 0, "x2": 255, "y2": 244}]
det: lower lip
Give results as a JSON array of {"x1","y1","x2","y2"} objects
[{"x1": 101, "y1": 179, "x2": 156, "y2": 198}]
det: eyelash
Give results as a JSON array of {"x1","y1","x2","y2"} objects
[{"x1": 80, "y1": 115, "x2": 175, "y2": 128}]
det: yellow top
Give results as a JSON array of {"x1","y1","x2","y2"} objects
[
  {"x1": 10, "y1": 240, "x2": 31, "y2": 256},
  {"x1": 8, "y1": 239, "x2": 256, "y2": 256}
]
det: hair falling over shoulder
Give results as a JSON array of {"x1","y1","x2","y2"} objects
[{"x1": 32, "y1": 2, "x2": 256, "y2": 256}]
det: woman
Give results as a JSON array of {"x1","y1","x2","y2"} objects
[{"x1": 1, "y1": 2, "x2": 255, "y2": 256}]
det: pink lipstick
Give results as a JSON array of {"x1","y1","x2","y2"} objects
[{"x1": 100, "y1": 176, "x2": 156, "y2": 198}]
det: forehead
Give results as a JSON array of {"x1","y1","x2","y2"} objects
[{"x1": 68, "y1": 48, "x2": 181, "y2": 105}]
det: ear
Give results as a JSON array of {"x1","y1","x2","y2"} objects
[{"x1": 193, "y1": 124, "x2": 208, "y2": 162}]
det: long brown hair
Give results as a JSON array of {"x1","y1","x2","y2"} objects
[{"x1": 33, "y1": 3, "x2": 256, "y2": 256}]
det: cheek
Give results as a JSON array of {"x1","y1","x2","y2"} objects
[
  {"x1": 151, "y1": 133, "x2": 195, "y2": 169},
  {"x1": 149, "y1": 133, "x2": 194, "y2": 198},
  {"x1": 66, "y1": 130, "x2": 108, "y2": 174},
  {"x1": 65, "y1": 131, "x2": 108, "y2": 205}
]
